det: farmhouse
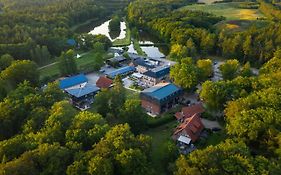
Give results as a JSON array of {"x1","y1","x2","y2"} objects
[
  {"x1": 140, "y1": 83, "x2": 183, "y2": 115},
  {"x1": 172, "y1": 113, "x2": 204, "y2": 144},
  {"x1": 175, "y1": 103, "x2": 205, "y2": 122},
  {"x1": 142, "y1": 66, "x2": 170, "y2": 87}
]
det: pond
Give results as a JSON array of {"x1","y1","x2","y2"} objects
[
  {"x1": 88, "y1": 19, "x2": 127, "y2": 41},
  {"x1": 76, "y1": 18, "x2": 169, "y2": 58},
  {"x1": 138, "y1": 30, "x2": 169, "y2": 58}
]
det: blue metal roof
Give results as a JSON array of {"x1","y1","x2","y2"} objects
[
  {"x1": 106, "y1": 66, "x2": 136, "y2": 78},
  {"x1": 142, "y1": 83, "x2": 181, "y2": 101},
  {"x1": 59, "y1": 74, "x2": 88, "y2": 89},
  {"x1": 143, "y1": 66, "x2": 170, "y2": 78},
  {"x1": 66, "y1": 84, "x2": 100, "y2": 98}
]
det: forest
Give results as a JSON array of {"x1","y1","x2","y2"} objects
[
  {"x1": 128, "y1": 0, "x2": 281, "y2": 64},
  {"x1": 0, "y1": 0, "x2": 130, "y2": 65},
  {"x1": 0, "y1": 0, "x2": 281, "y2": 174}
]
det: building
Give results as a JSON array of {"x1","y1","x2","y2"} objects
[
  {"x1": 59, "y1": 74, "x2": 88, "y2": 90},
  {"x1": 132, "y1": 58, "x2": 158, "y2": 73},
  {"x1": 140, "y1": 83, "x2": 183, "y2": 115},
  {"x1": 172, "y1": 113, "x2": 204, "y2": 144},
  {"x1": 96, "y1": 76, "x2": 113, "y2": 89},
  {"x1": 142, "y1": 66, "x2": 170, "y2": 87},
  {"x1": 106, "y1": 66, "x2": 136, "y2": 79},
  {"x1": 106, "y1": 56, "x2": 127, "y2": 67},
  {"x1": 66, "y1": 83, "x2": 100, "y2": 110},
  {"x1": 59, "y1": 74, "x2": 99, "y2": 110},
  {"x1": 175, "y1": 103, "x2": 205, "y2": 122}
]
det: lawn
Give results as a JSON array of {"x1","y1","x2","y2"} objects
[
  {"x1": 39, "y1": 50, "x2": 113, "y2": 81},
  {"x1": 144, "y1": 120, "x2": 178, "y2": 175},
  {"x1": 180, "y1": 2, "x2": 264, "y2": 20}
]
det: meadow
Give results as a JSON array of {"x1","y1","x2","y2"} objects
[{"x1": 180, "y1": 2, "x2": 264, "y2": 20}]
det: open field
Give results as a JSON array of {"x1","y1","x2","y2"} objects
[
  {"x1": 180, "y1": 2, "x2": 264, "y2": 20},
  {"x1": 39, "y1": 51, "x2": 113, "y2": 81}
]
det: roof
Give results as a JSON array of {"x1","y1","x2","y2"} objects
[
  {"x1": 133, "y1": 58, "x2": 155, "y2": 69},
  {"x1": 143, "y1": 66, "x2": 170, "y2": 78},
  {"x1": 141, "y1": 83, "x2": 182, "y2": 101},
  {"x1": 175, "y1": 103, "x2": 205, "y2": 120},
  {"x1": 107, "y1": 56, "x2": 127, "y2": 63},
  {"x1": 96, "y1": 76, "x2": 113, "y2": 89},
  {"x1": 59, "y1": 74, "x2": 88, "y2": 89},
  {"x1": 66, "y1": 83, "x2": 100, "y2": 98},
  {"x1": 173, "y1": 113, "x2": 204, "y2": 142},
  {"x1": 178, "y1": 135, "x2": 191, "y2": 145},
  {"x1": 106, "y1": 66, "x2": 136, "y2": 78}
]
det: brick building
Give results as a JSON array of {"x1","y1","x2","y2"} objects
[
  {"x1": 140, "y1": 83, "x2": 183, "y2": 115},
  {"x1": 142, "y1": 66, "x2": 170, "y2": 87}
]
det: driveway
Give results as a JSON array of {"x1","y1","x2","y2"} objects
[{"x1": 201, "y1": 118, "x2": 221, "y2": 129}]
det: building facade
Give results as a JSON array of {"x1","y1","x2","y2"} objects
[{"x1": 140, "y1": 83, "x2": 183, "y2": 115}]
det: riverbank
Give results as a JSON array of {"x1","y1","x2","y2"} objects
[{"x1": 112, "y1": 21, "x2": 131, "y2": 46}]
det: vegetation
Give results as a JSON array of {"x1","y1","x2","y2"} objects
[
  {"x1": 1, "y1": 0, "x2": 281, "y2": 174},
  {"x1": 0, "y1": 0, "x2": 130, "y2": 64}
]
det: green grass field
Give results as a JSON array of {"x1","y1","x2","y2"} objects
[
  {"x1": 181, "y1": 2, "x2": 264, "y2": 20},
  {"x1": 39, "y1": 51, "x2": 113, "y2": 81}
]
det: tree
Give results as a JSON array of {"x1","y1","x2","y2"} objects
[
  {"x1": 121, "y1": 99, "x2": 147, "y2": 134},
  {"x1": 186, "y1": 38, "x2": 197, "y2": 57},
  {"x1": 0, "y1": 143, "x2": 72, "y2": 175},
  {"x1": 225, "y1": 88, "x2": 281, "y2": 153},
  {"x1": 219, "y1": 59, "x2": 240, "y2": 80},
  {"x1": 174, "y1": 140, "x2": 275, "y2": 175},
  {"x1": 169, "y1": 44, "x2": 189, "y2": 60},
  {"x1": 115, "y1": 148, "x2": 149, "y2": 175},
  {"x1": 0, "y1": 54, "x2": 14, "y2": 71},
  {"x1": 109, "y1": 16, "x2": 121, "y2": 32},
  {"x1": 0, "y1": 60, "x2": 39, "y2": 88},
  {"x1": 88, "y1": 156, "x2": 113, "y2": 175},
  {"x1": 240, "y1": 62, "x2": 252, "y2": 77},
  {"x1": 65, "y1": 111, "x2": 109, "y2": 150},
  {"x1": 58, "y1": 49, "x2": 77, "y2": 76},
  {"x1": 30, "y1": 45, "x2": 51, "y2": 65},
  {"x1": 196, "y1": 59, "x2": 213, "y2": 81},
  {"x1": 170, "y1": 57, "x2": 198, "y2": 90}
]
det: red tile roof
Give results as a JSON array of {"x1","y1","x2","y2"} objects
[
  {"x1": 96, "y1": 76, "x2": 113, "y2": 89},
  {"x1": 175, "y1": 103, "x2": 205, "y2": 120},
  {"x1": 173, "y1": 113, "x2": 204, "y2": 142}
]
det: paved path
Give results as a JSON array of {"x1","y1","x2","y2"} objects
[
  {"x1": 38, "y1": 52, "x2": 89, "y2": 70},
  {"x1": 201, "y1": 118, "x2": 222, "y2": 129}
]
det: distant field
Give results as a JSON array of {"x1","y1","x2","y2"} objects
[{"x1": 180, "y1": 2, "x2": 264, "y2": 20}]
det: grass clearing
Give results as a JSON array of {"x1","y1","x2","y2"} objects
[
  {"x1": 39, "y1": 50, "x2": 113, "y2": 81},
  {"x1": 180, "y1": 2, "x2": 264, "y2": 20},
  {"x1": 144, "y1": 120, "x2": 178, "y2": 174}
]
